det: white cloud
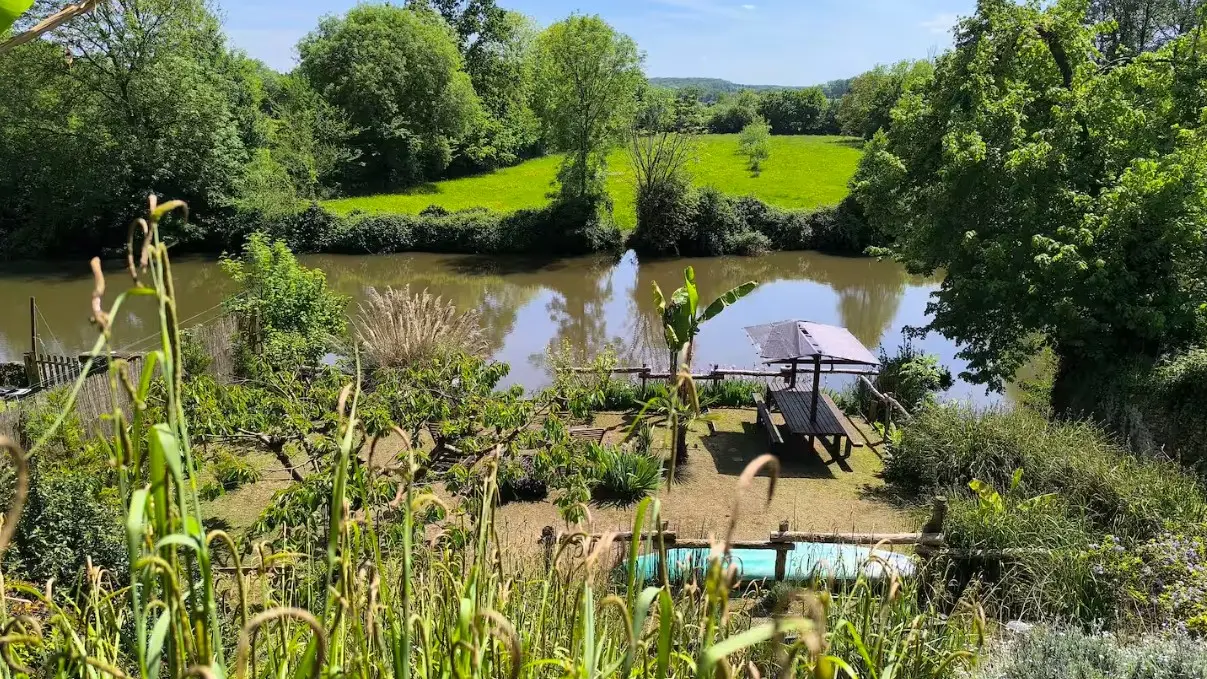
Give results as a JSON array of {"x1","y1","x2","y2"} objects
[
  {"x1": 741, "y1": 4, "x2": 756, "y2": 9},
  {"x1": 919, "y1": 12, "x2": 958, "y2": 36}
]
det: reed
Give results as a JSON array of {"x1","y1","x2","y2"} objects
[{"x1": 353, "y1": 285, "x2": 488, "y2": 370}]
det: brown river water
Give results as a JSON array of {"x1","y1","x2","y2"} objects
[{"x1": 0, "y1": 250, "x2": 1005, "y2": 404}]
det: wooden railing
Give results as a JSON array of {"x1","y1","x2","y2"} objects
[{"x1": 540, "y1": 498, "x2": 948, "y2": 582}]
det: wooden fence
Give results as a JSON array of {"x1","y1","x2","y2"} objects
[{"x1": 24, "y1": 352, "x2": 84, "y2": 388}]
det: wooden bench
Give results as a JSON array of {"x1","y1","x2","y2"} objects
[
  {"x1": 753, "y1": 394, "x2": 784, "y2": 447},
  {"x1": 569, "y1": 426, "x2": 606, "y2": 444},
  {"x1": 426, "y1": 422, "x2": 466, "y2": 471},
  {"x1": 821, "y1": 392, "x2": 865, "y2": 455}
]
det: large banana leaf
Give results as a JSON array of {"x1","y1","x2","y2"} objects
[
  {"x1": 0, "y1": 0, "x2": 33, "y2": 34},
  {"x1": 700, "y1": 281, "x2": 757, "y2": 322}
]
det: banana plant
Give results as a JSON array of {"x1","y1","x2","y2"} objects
[
  {"x1": 0, "y1": 0, "x2": 33, "y2": 34},
  {"x1": 650, "y1": 267, "x2": 756, "y2": 466},
  {"x1": 652, "y1": 266, "x2": 757, "y2": 372}
]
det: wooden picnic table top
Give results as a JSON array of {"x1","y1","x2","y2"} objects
[{"x1": 767, "y1": 385, "x2": 850, "y2": 438}]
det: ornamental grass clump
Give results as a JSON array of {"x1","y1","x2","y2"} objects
[{"x1": 353, "y1": 285, "x2": 488, "y2": 369}]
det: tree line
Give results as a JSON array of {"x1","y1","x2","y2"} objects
[
  {"x1": 846, "y1": 0, "x2": 1207, "y2": 463},
  {"x1": 0, "y1": 0, "x2": 647, "y2": 257}
]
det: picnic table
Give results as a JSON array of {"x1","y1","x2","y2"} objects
[{"x1": 761, "y1": 384, "x2": 862, "y2": 461}]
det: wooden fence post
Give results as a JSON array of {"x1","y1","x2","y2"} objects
[
  {"x1": 774, "y1": 520, "x2": 790, "y2": 581},
  {"x1": 540, "y1": 526, "x2": 555, "y2": 572}
]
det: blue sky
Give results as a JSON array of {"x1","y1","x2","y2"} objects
[{"x1": 223, "y1": 0, "x2": 975, "y2": 85}]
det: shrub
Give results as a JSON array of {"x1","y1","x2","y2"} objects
[
  {"x1": 8, "y1": 470, "x2": 128, "y2": 586},
  {"x1": 211, "y1": 451, "x2": 262, "y2": 491},
  {"x1": 1093, "y1": 531, "x2": 1207, "y2": 634},
  {"x1": 887, "y1": 405, "x2": 1207, "y2": 541},
  {"x1": 738, "y1": 118, "x2": 771, "y2": 173},
  {"x1": 973, "y1": 627, "x2": 1207, "y2": 679},
  {"x1": 856, "y1": 338, "x2": 952, "y2": 418},
  {"x1": 498, "y1": 456, "x2": 548, "y2": 503},
  {"x1": 221, "y1": 234, "x2": 349, "y2": 373},
  {"x1": 353, "y1": 286, "x2": 487, "y2": 370},
  {"x1": 587, "y1": 443, "x2": 663, "y2": 505},
  {"x1": 700, "y1": 379, "x2": 762, "y2": 407}
]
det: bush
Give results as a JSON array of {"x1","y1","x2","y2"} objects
[
  {"x1": 587, "y1": 443, "x2": 663, "y2": 506},
  {"x1": 700, "y1": 379, "x2": 762, "y2": 407},
  {"x1": 856, "y1": 339, "x2": 952, "y2": 418},
  {"x1": 266, "y1": 196, "x2": 623, "y2": 257},
  {"x1": 887, "y1": 405, "x2": 1207, "y2": 541},
  {"x1": 211, "y1": 451, "x2": 262, "y2": 491},
  {"x1": 738, "y1": 118, "x2": 771, "y2": 173},
  {"x1": 8, "y1": 470, "x2": 128, "y2": 586},
  {"x1": 630, "y1": 190, "x2": 875, "y2": 258},
  {"x1": 498, "y1": 457, "x2": 548, "y2": 503},
  {"x1": 221, "y1": 234, "x2": 349, "y2": 373},
  {"x1": 973, "y1": 627, "x2": 1207, "y2": 679},
  {"x1": 1093, "y1": 531, "x2": 1207, "y2": 634}
]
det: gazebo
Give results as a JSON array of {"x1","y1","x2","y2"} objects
[{"x1": 744, "y1": 321, "x2": 879, "y2": 459}]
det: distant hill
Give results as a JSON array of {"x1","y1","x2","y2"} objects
[{"x1": 649, "y1": 77, "x2": 852, "y2": 101}]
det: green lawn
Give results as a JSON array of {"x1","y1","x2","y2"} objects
[{"x1": 322, "y1": 134, "x2": 863, "y2": 230}]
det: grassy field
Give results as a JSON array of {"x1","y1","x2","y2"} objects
[{"x1": 322, "y1": 134, "x2": 863, "y2": 230}]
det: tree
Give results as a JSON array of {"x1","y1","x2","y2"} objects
[
  {"x1": 852, "y1": 0, "x2": 1207, "y2": 413},
  {"x1": 413, "y1": 0, "x2": 542, "y2": 171},
  {"x1": 221, "y1": 234, "x2": 349, "y2": 372},
  {"x1": 758, "y1": 87, "x2": 827, "y2": 134},
  {"x1": 531, "y1": 14, "x2": 643, "y2": 202},
  {"x1": 738, "y1": 118, "x2": 771, "y2": 174},
  {"x1": 1088, "y1": 0, "x2": 1204, "y2": 59},
  {"x1": 0, "y1": 0, "x2": 250, "y2": 256},
  {"x1": 298, "y1": 4, "x2": 479, "y2": 190},
  {"x1": 708, "y1": 89, "x2": 760, "y2": 133},
  {"x1": 836, "y1": 60, "x2": 933, "y2": 139}
]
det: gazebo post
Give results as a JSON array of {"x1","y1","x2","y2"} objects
[
  {"x1": 810, "y1": 355, "x2": 821, "y2": 420},
  {"x1": 788, "y1": 358, "x2": 798, "y2": 388}
]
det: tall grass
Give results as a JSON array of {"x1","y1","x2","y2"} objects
[
  {"x1": 352, "y1": 285, "x2": 488, "y2": 369},
  {"x1": 0, "y1": 197, "x2": 985, "y2": 679},
  {"x1": 886, "y1": 404, "x2": 1207, "y2": 540}
]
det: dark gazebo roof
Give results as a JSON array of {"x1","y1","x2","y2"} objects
[{"x1": 744, "y1": 321, "x2": 879, "y2": 367}]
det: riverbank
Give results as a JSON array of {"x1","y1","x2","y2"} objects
[{"x1": 322, "y1": 135, "x2": 863, "y2": 231}]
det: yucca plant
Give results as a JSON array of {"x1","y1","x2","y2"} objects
[{"x1": 352, "y1": 285, "x2": 488, "y2": 369}]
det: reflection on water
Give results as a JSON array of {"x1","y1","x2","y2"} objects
[{"x1": 0, "y1": 250, "x2": 1002, "y2": 404}]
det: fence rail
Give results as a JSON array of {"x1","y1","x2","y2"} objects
[{"x1": 541, "y1": 498, "x2": 949, "y2": 582}]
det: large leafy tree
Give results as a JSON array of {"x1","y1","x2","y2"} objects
[
  {"x1": 298, "y1": 4, "x2": 479, "y2": 190},
  {"x1": 853, "y1": 0, "x2": 1207, "y2": 411},
  {"x1": 1088, "y1": 0, "x2": 1204, "y2": 59},
  {"x1": 0, "y1": 0, "x2": 249, "y2": 255},
  {"x1": 411, "y1": 0, "x2": 541, "y2": 171},
  {"x1": 836, "y1": 60, "x2": 933, "y2": 139},
  {"x1": 758, "y1": 87, "x2": 828, "y2": 135},
  {"x1": 531, "y1": 14, "x2": 643, "y2": 202}
]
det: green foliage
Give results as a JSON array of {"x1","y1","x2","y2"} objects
[
  {"x1": 887, "y1": 405, "x2": 1207, "y2": 541},
  {"x1": 737, "y1": 117, "x2": 772, "y2": 173},
  {"x1": 0, "y1": 0, "x2": 31, "y2": 33},
  {"x1": 0, "y1": 0, "x2": 250, "y2": 256},
  {"x1": 707, "y1": 89, "x2": 761, "y2": 133},
  {"x1": 854, "y1": 1, "x2": 1207, "y2": 399},
  {"x1": 974, "y1": 626, "x2": 1207, "y2": 679},
  {"x1": 652, "y1": 265, "x2": 757, "y2": 368},
  {"x1": 298, "y1": 4, "x2": 479, "y2": 191},
  {"x1": 585, "y1": 442, "x2": 663, "y2": 505},
  {"x1": 858, "y1": 339, "x2": 953, "y2": 416},
  {"x1": 531, "y1": 14, "x2": 643, "y2": 201},
  {"x1": 1093, "y1": 531, "x2": 1207, "y2": 633},
  {"x1": 8, "y1": 469, "x2": 128, "y2": 587},
  {"x1": 1133, "y1": 348, "x2": 1207, "y2": 472},
  {"x1": 210, "y1": 451, "x2": 261, "y2": 490},
  {"x1": 221, "y1": 234, "x2": 348, "y2": 371},
  {"x1": 836, "y1": 60, "x2": 933, "y2": 139},
  {"x1": 757, "y1": 87, "x2": 830, "y2": 135}
]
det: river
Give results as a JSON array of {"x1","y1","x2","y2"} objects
[{"x1": 0, "y1": 250, "x2": 1004, "y2": 404}]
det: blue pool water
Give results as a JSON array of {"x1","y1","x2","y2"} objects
[{"x1": 634, "y1": 542, "x2": 916, "y2": 583}]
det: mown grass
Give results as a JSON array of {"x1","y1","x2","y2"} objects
[{"x1": 322, "y1": 135, "x2": 863, "y2": 230}]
